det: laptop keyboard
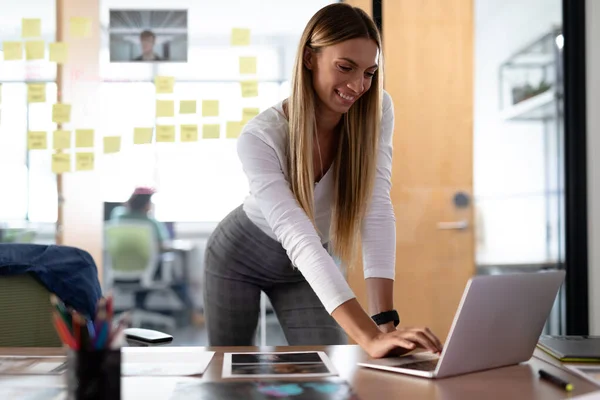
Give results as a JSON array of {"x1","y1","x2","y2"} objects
[{"x1": 393, "y1": 359, "x2": 439, "y2": 372}]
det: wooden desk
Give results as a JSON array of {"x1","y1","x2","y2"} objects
[{"x1": 0, "y1": 346, "x2": 598, "y2": 399}]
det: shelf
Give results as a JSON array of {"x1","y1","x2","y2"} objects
[{"x1": 501, "y1": 90, "x2": 560, "y2": 121}]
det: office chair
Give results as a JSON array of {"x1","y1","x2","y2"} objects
[
  {"x1": 0, "y1": 274, "x2": 172, "y2": 347},
  {"x1": 104, "y1": 221, "x2": 180, "y2": 332}
]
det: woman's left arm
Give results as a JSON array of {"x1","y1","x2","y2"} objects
[{"x1": 361, "y1": 91, "x2": 396, "y2": 333}]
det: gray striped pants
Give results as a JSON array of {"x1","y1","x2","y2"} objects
[{"x1": 203, "y1": 205, "x2": 346, "y2": 346}]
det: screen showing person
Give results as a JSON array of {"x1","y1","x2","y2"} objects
[{"x1": 109, "y1": 9, "x2": 188, "y2": 63}]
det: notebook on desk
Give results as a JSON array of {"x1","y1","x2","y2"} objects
[{"x1": 537, "y1": 336, "x2": 600, "y2": 362}]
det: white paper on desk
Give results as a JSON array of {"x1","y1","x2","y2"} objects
[
  {"x1": 222, "y1": 351, "x2": 338, "y2": 379},
  {"x1": 565, "y1": 390, "x2": 600, "y2": 399},
  {"x1": 0, "y1": 356, "x2": 67, "y2": 375},
  {"x1": 122, "y1": 351, "x2": 215, "y2": 376},
  {"x1": 566, "y1": 365, "x2": 600, "y2": 387},
  {"x1": 0, "y1": 387, "x2": 65, "y2": 400}
]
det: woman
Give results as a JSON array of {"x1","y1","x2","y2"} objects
[{"x1": 204, "y1": 3, "x2": 443, "y2": 358}]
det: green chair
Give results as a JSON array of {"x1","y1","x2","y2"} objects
[
  {"x1": 0, "y1": 274, "x2": 62, "y2": 347},
  {"x1": 0, "y1": 273, "x2": 173, "y2": 347},
  {"x1": 0, "y1": 229, "x2": 37, "y2": 244},
  {"x1": 104, "y1": 221, "x2": 177, "y2": 331}
]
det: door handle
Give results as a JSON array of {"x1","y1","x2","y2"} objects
[{"x1": 437, "y1": 220, "x2": 469, "y2": 230}]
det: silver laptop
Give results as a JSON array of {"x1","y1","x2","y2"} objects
[{"x1": 358, "y1": 270, "x2": 565, "y2": 378}]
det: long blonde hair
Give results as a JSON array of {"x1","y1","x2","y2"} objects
[{"x1": 288, "y1": 3, "x2": 383, "y2": 268}]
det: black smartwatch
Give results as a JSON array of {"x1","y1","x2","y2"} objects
[{"x1": 371, "y1": 310, "x2": 400, "y2": 327}]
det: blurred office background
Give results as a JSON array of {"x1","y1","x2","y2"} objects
[{"x1": 0, "y1": 0, "x2": 595, "y2": 346}]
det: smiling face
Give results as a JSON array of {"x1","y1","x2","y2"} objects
[{"x1": 305, "y1": 37, "x2": 379, "y2": 115}]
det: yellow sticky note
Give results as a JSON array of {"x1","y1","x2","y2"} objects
[
  {"x1": 226, "y1": 121, "x2": 243, "y2": 139},
  {"x1": 231, "y1": 28, "x2": 251, "y2": 46},
  {"x1": 242, "y1": 107, "x2": 260, "y2": 123},
  {"x1": 156, "y1": 125, "x2": 175, "y2": 142},
  {"x1": 22, "y1": 18, "x2": 41, "y2": 38},
  {"x1": 52, "y1": 104, "x2": 71, "y2": 124},
  {"x1": 155, "y1": 76, "x2": 174, "y2": 94},
  {"x1": 239, "y1": 56, "x2": 257, "y2": 74},
  {"x1": 156, "y1": 100, "x2": 174, "y2": 118},
  {"x1": 241, "y1": 80, "x2": 258, "y2": 98},
  {"x1": 28, "y1": 131, "x2": 47, "y2": 150},
  {"x1": 75, "y1": 129, "x2": 94, "y2": 148},
  {"x1": 76, "y1": 152, "x2": 94, "y2": 171},
  {"x1": 49, "y1": 42, "x2": 68, "y2": 64},
  {"x1": 202, "y1": 124, "x2": 220, "y2": 139},
  {"x1": 53, "y1": 130, "x2": 71, "y2": 150},
  {"x1": 103, "y1": 136, "x2": 121, "y2": 154},
  {"x1": 2, "y1": 42, "x2": 23, "y2": 60},
  {"x1": 179, "y1": 100, "x2": 196, "y2": 114},
  {"x1": 134, "y1": 128, "x2": 153, "y2": 144},
  {"x1": 202, "y1": 100, "x2": 219, "y2": 117},
  {"x1": 180, "y1": 125, "x2": 198, "y2": 142},
  {"x1": 70, "y1": 17, "x2": 91, "y2": 38},
  {"x1": 27, "y1": 83, "x2": 46, "y2": 103},
  {"x1": 52, "y1": 153, "x2": 71, "y2": 174},
  {"x1": 25, "y1": 40, "x2": 45, "y2": 60}
]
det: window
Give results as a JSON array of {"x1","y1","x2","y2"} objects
[{"x1": 0, "y1": 83, "x2": 58, "y2": 222}]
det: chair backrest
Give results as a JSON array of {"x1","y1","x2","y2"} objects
[
  {"x1": 0, "y1": 274, "x2": 61, "y2": 347},
  {"x1": 104, "y1": 221, "x2": 158, "y2": 284}
]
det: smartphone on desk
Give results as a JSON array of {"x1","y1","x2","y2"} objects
[{"x1": 124, "y1": 328, "x2": 173, "y2": 346}]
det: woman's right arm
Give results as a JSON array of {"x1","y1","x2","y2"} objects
[{"x1": 237, "y1": 131, "x2": 442, "y2": 357}]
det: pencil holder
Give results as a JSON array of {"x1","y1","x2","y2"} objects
[{"x1": 66, "y1": 349, "x2": 121, "y2": 400}]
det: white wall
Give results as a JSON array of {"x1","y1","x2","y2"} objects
[
  {"x1": 586, "y1": 0, "x2": 600, "y2": 334},
  {"x1": 474, "y1": 0, "x2": 562, "y2": 265}
]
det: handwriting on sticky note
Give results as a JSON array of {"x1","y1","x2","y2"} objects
[
  {"x1": 242, "y1": 107, "x2": 260, "y2": 123},
  {"x1": 27, "y1": 83, "x2": 46, "y2": 103},
  {"x1": 156, "y1": 100, "x2": 175, "y2": 117},
  {"x1": 103, "y1": 136, "x2": 121, "y2": 154},
  {"x1": 76, "y1": 152, "x2": 94, "y2": 171},
  {"x1": 3, "y1": 42, "x2": 23, "y2": 60},
  {"x1": 226, "y1": 121, "x2": 243, "y2": 139},
  {"x1": 156, "y1": 125, "x2": 175, "y2": 142},
  {"x1": 52, "y1": 104, "x2": 71, "y2": 124},
  {"x1": 49, "y1": 42, "x2": 68, "y2": 64},
  {"x1": 28, "y1": 131, "x2": 47, "y2": 150},
  {"x1": 134, "y1": 128, "x2": 153, "y2": 144},
  {"x1": 179, "y1": 100, "x2": 196, "y2": 114},
  {"x1": 201, "y1": 100, "x2": 219, "y2": 117},
  {"x1": 155, "y1": 76, "x2": 174, "y2": 94},
  {"x1": 53, "y1": 130, "x2": 71, "y2": 150},
  {"x1": 70, "y1": 17, "x2": 91, "y2": 38},
  {"x1": 231, "y1": 28, "x2": 251, "y2": 46},
  {"x1": 25, "y1": 40, "x2": 45, "y2": 60},
  {"x1": 75, "y1": 129, "x2": 94, "y2": 148},
  {"x1": 180, "y1": 125, "x2": 198, "y2": 142},
  {"x1": 240, "y1": 80, "x2": 258, "y2": 98},
  {"x1": 239, "y1": 57, "x2": 257, "y2": 75},
  {"x1": 202, "y1": 124, "x2": 220, "y2": 139},
  {"x1": 52, "y1": 153, "x2": 71, "y2": 174},
  {"x1": 22, "y1": 18, "x2": 41, "y2": 38}
]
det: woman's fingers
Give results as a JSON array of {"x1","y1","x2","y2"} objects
[
  {"x1": 402, "y1": 331, "x2": 438, "y2": 353},
  {"x1": 418, "y1": 327, "x2": 443, "y2": 351},
  {"x1": 423, "y1": 327, "x2": 444, "y2": 351},
  {"x1": 391, "y1": 337, "x2": 417, "y2": 351}
]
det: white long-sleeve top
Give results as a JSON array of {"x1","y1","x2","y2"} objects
[{"x1": 237, "y1": 90, "x2": 396, "y2": 314}]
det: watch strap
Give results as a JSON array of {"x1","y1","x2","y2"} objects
[{"x1": 371, "y1": 310, "x2": 400, "y2": 327}]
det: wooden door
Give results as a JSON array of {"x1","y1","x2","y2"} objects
[{"x1": 347, "y1": 0, "x2": 475, "y2": 342}]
